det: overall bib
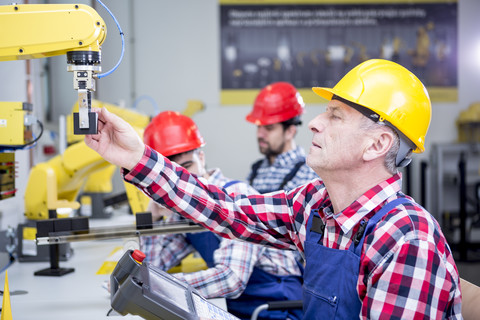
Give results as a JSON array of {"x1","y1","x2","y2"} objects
[
  {"x1": 249, "y1": 159, "x2": 305, "y2": 194},
  {"x1": 186, "y1": 232, "x2": 303, "y2": 320},
  {"x1": 303, "y1": 198, "x2": 410, "y2": 319}
]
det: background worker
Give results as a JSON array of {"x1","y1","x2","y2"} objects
[
  {"x1": 140, "y1": 111, "x2": 303, "y2": 320},
  {"x1": 86, "y1": 59, "x2": 462, "y2": 319},
  {"x1": 246, "y1": 82, "x2": 318, "y2": 194}
]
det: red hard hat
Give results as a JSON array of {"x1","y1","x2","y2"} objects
[
  {"x1": 246, "y1": 82, "x2": 305, "y2": 126},
  {"x1": 143, "y1": 111, "x2": 205, "y2": 157}
]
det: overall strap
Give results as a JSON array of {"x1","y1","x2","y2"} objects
[
  {"x1": 279, "y1": 158, "x2": 305, "y2": 190},
  {"x1": 248, "y1": 159, "x2": 263, "y2": 186},
  {"x1": 310, "y1": 213, "x2": 325, "y2": 235},
  {"x1": 352, "y1": 197, "x2": 412, "y2": 255},
  {"x1": 223, "y1": 180, "x2": 242, "y2": 189}
]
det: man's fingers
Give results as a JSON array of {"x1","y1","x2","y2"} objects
[{"x1": 97, "y1": 117, "x2": 106, "y2": 130}]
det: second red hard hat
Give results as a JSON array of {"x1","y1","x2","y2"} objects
[
  {"x1": 246, "y1": 82, "x2": 305, "y2": 126},
  {"x1": 144, "y1": 111, "x2": 205, "y2": 157}
]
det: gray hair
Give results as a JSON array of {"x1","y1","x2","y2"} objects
[{"x1": 359, "y1": 117, "x2": 406, "y2": 175}]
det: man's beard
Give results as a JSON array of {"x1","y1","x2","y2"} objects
[{"x1": 258, "y1": 139, "x2": 284, "y2": 158}]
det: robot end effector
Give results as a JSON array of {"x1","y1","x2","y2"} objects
[
  {"x1": 0, "y1": 3, "x2": 107, "y2": 134},
  {"x1": 68, "y1": 49, "x2": 102, "y2": 135}
]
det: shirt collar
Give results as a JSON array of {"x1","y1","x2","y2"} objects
[
  {"x1": 206, "y1": 168, "x2": 226, "y2": 185},
  {"x1": 272, "y1": 146, "x2": 306, "y2": 167},
  {"x1": 331, "y1": 172, "x2": 403, "y2": 234}
]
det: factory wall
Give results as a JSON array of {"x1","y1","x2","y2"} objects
[
  {"x1": 1, "y1": 0, "x2": 480, "y2": 227},
  {"x1": 63, "y1": 0, "x2": 480, "y2": 199}
]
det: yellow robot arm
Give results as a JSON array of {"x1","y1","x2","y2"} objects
[
  {"x1": 24, "y1": 140, "x2": 113, "y2": 220},
  {"x1": 0, "y1": 4, "x2": 105, "y2": 61},
  {"x1": 0, "y1": 3, "x2": 107, "y2": 134}
]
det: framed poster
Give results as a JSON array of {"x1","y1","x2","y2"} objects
[{"x1": 220, "y1": 0, "x2": 458, "y2": 104}]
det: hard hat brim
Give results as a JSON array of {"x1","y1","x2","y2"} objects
[
  {"x1": 312, "y1": 87, "x2": 357, "y2": 104},
  {"x1": 312, "y1": 87, "x2": 335, "y2": 102}
]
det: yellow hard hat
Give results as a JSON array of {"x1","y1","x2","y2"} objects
[{"x1": 312, "y1": 59, "x2": 431, "y2": 153}]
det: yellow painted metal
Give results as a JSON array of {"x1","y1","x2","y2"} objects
[
  {"x1": 182, "y1": 100, "x2": 205, "y2": 117},
  {"x1": 0, "y1": 4, "x2": 106, "y2": 61},
  {"x1": 24, "y1": 140, "x2": 111, "y2": 220},
  {"x1": 22, "y1": 227, "x2": 37, "y2": 241},
  {"x1": 124, "y1": 182, "x2": 150, "y2": 215},
  {"x1": 167, "y1": 253, "x2": 208, "y2": 274},
  {"x1": 0, "y1": 102, "x2": 31, "y2": 145},
  {"x1": 83, "y1": 164, "x2": 116, "y2": 193}
]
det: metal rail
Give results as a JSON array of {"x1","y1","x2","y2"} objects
[{"x1": 36, "y1": 222, "x2": 206, "y2": 246}]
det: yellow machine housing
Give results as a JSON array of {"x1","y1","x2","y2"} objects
[
  {"x1": 0, "y1": 4, "x2": 106, "y2": 61},
  {"x1": 0, "y1": 3, "x2": 108, "y2": 135},
  {"x1": 24, "y1": 140, "x2": 111, "y2": 220},
  {"x1": 0, "y1": 102, "x2": 33, "y2": 146},
  {"x1": 457, "y1": 101, "x2": 480, "y2": 143},
  {"x1": 167, "y1": 253, "x2": 208, "y2": 274}
]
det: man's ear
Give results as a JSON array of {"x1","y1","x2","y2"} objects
[
  {"x1": 285, "y1": 125, "x2": 297, "y2": 140},
  {"x1": 363, "y1": 130, "x2": 394, "y2": 162},
  {"x1": 197, "y1": 150, "x2": 206, "y2": 167}
]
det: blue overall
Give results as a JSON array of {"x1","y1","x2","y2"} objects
[
  {"x1": 185, "y1": 232, "x2": 220, "y2": 268},
  {"x1": 185, "y1": 232, "x2": 303, "y2": 320},
  {"x1": 303, "y1": 198, "x2": 410, "y2": 319},
  {"x1": 249, "y1": 159, "x2": 305, "y2": 194}
]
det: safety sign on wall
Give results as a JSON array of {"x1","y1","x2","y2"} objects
[{"x1": 219, "y1": 0, "x2": 458, "y2": 104}]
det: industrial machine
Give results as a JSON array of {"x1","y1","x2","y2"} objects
[
  {"x1": 0, "y1": 152, "x2": 16, "y2": 201},
  {"x1": 0, "y1": 2, "x2": 112, "y2": 211},
  {"x1": 0, "y1": 102, "x2": 37, "y2": 150},
  {"x1": 110, "y1": 249, "x2": 239, "y2": 320},
  {"x1": 18, "y1": 99, "x2": 205, "y2": 268},
  {"x1": 18, "y1": 101, "x2": 150, "y2": 265},
  {"x1": 0, "y1": 2, "x2": 116, "y2": 272},
  {"x1": 0, "y1": 2, "x2": 208, "y2": 280},
  {"x1": 0, "y1": 101, "x2": 41, "y2": 202},
  {"x1": 0, "y1": 3, "x2": 107, "y2": 134}
]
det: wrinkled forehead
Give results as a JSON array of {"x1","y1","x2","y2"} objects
[
  {"x1": 331, "y1": 95, "x2": 381, "y2": 123},
  {"x1": 326, "y1": 98, "x2": 368, "y2": 124}
]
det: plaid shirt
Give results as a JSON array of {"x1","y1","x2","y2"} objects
[
  {"x1": 140, "y1": 168, "x2": 302, "y2": 299},
  {"x1": 247, "y1": 146, "x2": 318, "y2": 193},
  {"x1": 125, "y1": 146, "x2": 462, "y2": 319}
]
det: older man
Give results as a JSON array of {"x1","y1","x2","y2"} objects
[{"x1": 86, "y1": 59, "x2": 461, "y2": 319}]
